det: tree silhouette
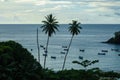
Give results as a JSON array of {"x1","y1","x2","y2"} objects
[
  {"x1": 41, "y1": 14, "x2": 59, "y2": 68},
  {"x1": 72, "y1": 60, "x2": 99, "y2": 70},
  {"x1": 62, "y1": 20, "x2": 82, "y2": 70}
]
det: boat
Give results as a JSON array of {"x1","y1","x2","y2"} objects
[
  {"x1": 51, "y1": 56, "x2": 56, "y2": 59},
  {"x1": 111, "y1": 49, "x2": 120, "y2": 52},
  {"x1": 101, "y1": 50, "x2": 108, "y2": 52},
  {"x1": 40, "y1": 45, "x2": 44, "y2": 48},
  {"x1": 43, "y1": 54, "x2": 47, "y2": 56},
  {"x1": 62, "y1": 46, "x2": 67, "y2": 48},
  {"x1": 98, "y1": 53, "x2": 106, "y2": 55},
  {"x1": 79, "y1": 56, "x2": 83, "y2": 60},
  {"x1": 60, "y1": 52, "x2": 66, "y2": 54},
  {"x1": 118, "y1": 54, "x2": 120, "y2": 56},
  {"x1": 79, "y1": 49, "x2": 85, "y2": 52},
  {"x1": 40, "y1": 45, "x2": 45, "y2": 50},
  {"x1": 64, "y1": 48, "x2": 68, "y2": 51}
]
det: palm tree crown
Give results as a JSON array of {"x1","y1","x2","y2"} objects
[
  {"x1": 41, "y1": 14, "x2": 59, "y2": 37},
  {"x1": 69, "y1": 20, "x2": 82, "y2": 36}
]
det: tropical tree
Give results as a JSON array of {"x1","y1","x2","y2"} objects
[
  {"x1": 62, "y1": 20, "x2": 82, "y2": 70},
  {"x1": 41, "y1": 14, "x2": 59, "y2": 68},
  {"x1": 72, "y1": 60, "x2": 99, "y2": 70}
]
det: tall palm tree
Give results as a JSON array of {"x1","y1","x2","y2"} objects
[
  {"x1": 41, "y1": 14, "x2": 59, "y2": 68},
  {"x1": 62, "y1": 20, "x2": 82, "y2": 70}
]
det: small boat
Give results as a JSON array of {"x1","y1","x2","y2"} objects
[
  {"x1": 31, "y1": 49, "x2": 33, "y2": 51},
  {"x1": 79, "y1": 56, "x2": 83, "y2": 60},
  {"x1": 40, "y1": 45, "x2": 45, "y2": 49},
  {"x1": 118, "y1": 54, "x2": 120, "y2": 56},
  {"x1": 101, "y1": 50, "x2": 108, "y2": 52},
  {"x1": 43, "y1": 54, "x2": 47, "y2": 56},
  {"x1": 44, "y1": 50, "x2": 48, "y2": 53},
  {"x1": 51, "y1": 56, "x2": 56, "y2": 59},
  {"x1": 111, "y1": 49, "x2": 120, "y2": 52},
  {"x1": 80, "y1": 49, "x2": 85, "y2": 52},
  {"x1": 40, "y1": 45, "x2": 44, "y2": 48},
  {"x1": 60, "y1": 52, "x2": 66, "y2": 54},
  {"x1": 98, "y1": 53, "x2": 106, "y2": 55},
  {"x1": 64, "y1": 48, "x2": 68, "y2": 51},
  {"x1": 62, "y1": 46, "x2": 67, "y2": 48}
]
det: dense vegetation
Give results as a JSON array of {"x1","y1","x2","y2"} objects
[
  {"x1": 0, "y1": 41, "x2": 44, "y2": 80},
  {"x1": 106, "y1": 31, "x2": 120, "y2": 44}
]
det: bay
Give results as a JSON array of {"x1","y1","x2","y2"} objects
[{"x1": 0, "y1": 24, "x2": 120, "y2": 71}]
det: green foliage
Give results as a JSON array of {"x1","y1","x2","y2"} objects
[
  {"x1": 0, "y1": 41, "x2": 43, "y2": 80},
  {"x1": 69, "y1": 20, "x2": 82, "y2": 36},
  {"x1": 72, "y1": 60, "x2": 99, "y2": 70},
  {"x1": 42, "y1": 69, "x2": 101, "y2": 80},
  {"x1": 41, "y1": 68, "x2": 120, "y2": 80},
  {"x1": 41, "y1": 14, "x2": 59, "y2": 37},
  {"x1": 100, "y1": 71, "x2": 120, "y2": 78}
]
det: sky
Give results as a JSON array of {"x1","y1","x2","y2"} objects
[{"x1": 0, "y1": 0, "x2": 120, "y2": 24}]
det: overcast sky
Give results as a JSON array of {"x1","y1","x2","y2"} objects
[{"x1": 0, "y1": 0, "x2": 120, "y2": 24}]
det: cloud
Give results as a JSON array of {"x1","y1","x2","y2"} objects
[
  {"x1": 39, "y1": 5, "x2": 71, "y2": 12},
  {"x1": 14, "y1": 0, "x2": 38, "y2": 3},
  {"x1": 35, "y1": 0, "x2": 72, "y2": 6},
  {"x1": 0, "y1": 0, "x2": 120, "y2": 24},
  {"x1": 0, "y1": 0, "x2": 8, "y2": 2},
  {"x1": 114, "y1": 12, "x2": 120, "y2": 16}
]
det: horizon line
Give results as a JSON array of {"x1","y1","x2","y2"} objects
[{"x1": 0, "y1": 23, "x2": 120, "y2": 25}]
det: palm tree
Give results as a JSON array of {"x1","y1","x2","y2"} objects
[
  {"x1": 62, "y1": 20, "x2": 82, "y2": 70},
  {"x1": 41, "y1": 14, "x2": 59, "y2": 68}
]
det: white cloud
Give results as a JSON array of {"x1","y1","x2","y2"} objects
[
  {"x1": 1, "y1": 0, "x2": 5, "y2": 2},
  {"x1": 14, "y1": 0, "x2": 38, "y2": 3},
  {"x1": 39, "y1": 5, "x2": 70, "y2": 12},
  {"x1": 35, "y1": 0, "x2": 72, "y2": 6}
]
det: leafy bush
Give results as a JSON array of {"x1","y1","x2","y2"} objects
[{"x1": 0, "y1": 41, "x2": 43, "y2": 80}]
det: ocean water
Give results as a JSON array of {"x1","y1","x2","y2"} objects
[{"x1": 0, "y1": 24, "x2": 120, "y2": 71}]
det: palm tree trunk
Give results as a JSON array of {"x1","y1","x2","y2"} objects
[
  {"x1": 37, "y1": 28, "x2": 40, "y2": 63},
  {"x1": 62, "y1": 35, "x2": 74, "y2": 70},
  {"x1": 43, "y1": 35, "x2": 49, "y2": 68}
]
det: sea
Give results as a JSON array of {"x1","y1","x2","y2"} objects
[{"x1": 0, "y1": 24, "x2": 120, "y2": 72}]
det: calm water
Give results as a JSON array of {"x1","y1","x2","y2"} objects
[{"x1": 0, "y1": 24, "x2": 120, "y2": 71}]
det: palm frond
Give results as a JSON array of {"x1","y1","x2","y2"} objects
[
  {"x1": 41, "y1": 14, "x2": 59, "y2": 37},
  {"x1": 68, "y1": 20, "x2": 82, "y2": 36}
]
